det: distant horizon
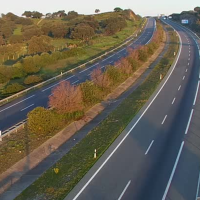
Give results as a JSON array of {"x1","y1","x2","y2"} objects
[{"x1": 0, "y1": 0, "x2": 199, "y2": 18}]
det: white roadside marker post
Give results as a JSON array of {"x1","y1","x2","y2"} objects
[
  {"x1": 160, "y1": 74, "x2": 163, "y2": 80},
  {"x1": 174, "y1": 52, "x2": 176, "y2": 56},
  {"x1": 94, "y1": 149, "x2": 97, "y2": 159},
  {"x1": 0, "y1": 130, "x2": 2, "y2": 142}
]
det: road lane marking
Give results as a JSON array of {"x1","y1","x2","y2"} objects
[
  {"x1": 186, "y1": 69, "x2": 188, "y2": 72},
  {"x1": 0, "y1": 95, "x2": 35, "y2": 113},
  {"x1": 194, "y1": 81, "x2": 200, "y2": 106},
  {"x1": 101, "y1": 66, "x2": 105, "y2": 69},
  {"x1": 183, "y1": 76, "x2": 185, "y2": 80},
  {"x1": 185, "y1": 109, "x2": 194, "y2": 134},
  {"x1": 71, "y1": 20, "x2": 182, "y2": 200},
  {"x1": 188, "y1": 58, "x2": 190, "y2": 60},
  {"x1": 195, "y1": 171, "x2": 200, "y2": 200},
  {"x1": 117, "y1": 180, "x2": 131, "y2": 200},
  {"x1": 21, "y1": 104, "x2": 34, "y2": 112},
  {"x1": 79, "y1": 63, "x2": 99, "y2": 74},
  {"x1": 162, "y1": 141, "x2": 185, "y2": 200},
  {"x1": 178, "y1": 85, "x2": 181, "y2": 91},
  {"x1": 172, "y1": 98, "x2": 176, "y2": 105},
  {"x1": 145, "y1": 140, "x2": 154, "y2": 155},
  {"x1": 42, "y1": 75, "x2": 75, "y2": 92},
  {"x1": 72, "y1": 80, "x2": 79, "y2": 85},
  {"x1": 188, "y1": 63, "x2": 190, "y2": 66},
  {"x1": 162, "y1": 115, "x2": 168, "y2": 125}
]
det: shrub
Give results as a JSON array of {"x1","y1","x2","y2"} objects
[
  {"x1": 106, "y1": 66, "x2": 124, "y2": 85},
  {"x1": 138, "y1": 47, "x2": 148, "y2": 62},
  {"x1": 24, "y1": 75, "x2": 42, "y2": 85},
  {"x1": 2, "y1": 83, "x2": 25, "y2": 94},
  {"x1": 22, "y1": 56, "x2": 41, "y2": 74},
  {"x1": 27, "y1": 107, "x2": 64, "y2": 136}
]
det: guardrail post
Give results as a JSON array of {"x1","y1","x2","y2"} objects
[{"x1": 0, "y1": 130, "x2": 2, "y2": 141}]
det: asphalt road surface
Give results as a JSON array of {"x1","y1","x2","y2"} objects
[
  {"x1": 0, "y1": 18, "x2": 156, "y2": 134},
  {"x1": 64, "y1": 20, "x2": 200, "y2": 200}
]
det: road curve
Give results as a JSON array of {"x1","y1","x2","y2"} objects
[
  {"x1": 64, "y1": 20, "x2": 200, "y2": 200},
  {"x1": 0, "y1": 18, "x2": 156, "y2": 134}
]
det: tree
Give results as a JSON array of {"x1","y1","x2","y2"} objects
[
  {"x1": 27, "y1": 107, "x2": 64, "y2": 135},
  {"x1": 0, "y1": 36, "x2": 5, "y2": 46},
  {"x1": 49, "y1": 81, "x2": 83, "y2": 113},
  {"x1": 91, "y1": 67, "x2": 110, "y2": 88},
  {"x1": 71, "y1": 25, "x2": 95, "y2": 41},
  {"x1": 118, "y1": 58, "x2": 133, "y2": 75},
  {"x1": 28, "y1": 35, "x2": 53, "y2": 54},
  {"x1": 2, "y1": 83, "x2": 25, "y2": 94},
  {"x1": 114, "y1": 7, "x2": 123, "y2": 12},
  {"x1": 9, "y1": 35, "x2": 24, "y2": 44},
  {"x1": 32, "y1": 11, "x2": 43, "y2": 19},
  {"x1": 194, "y1": 7, "x2": 200, "y2": 14},
  {"x1": 24, "y1": 75, "x2": 42, "y2": 85},
  {"x1": 22, "y1": 11, "x2": 32, "y2": 18},
  {"x1": 95, "y1": 9, "x2": 100, "y2": 14},
  {"x1": 22, "y1": 56, "x2": 41, "y2": 74}
]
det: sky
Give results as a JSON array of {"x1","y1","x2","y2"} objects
[{"x1": 0, "y1": 0, "x2": 199, "y2": 17}]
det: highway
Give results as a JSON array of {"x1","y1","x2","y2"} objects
[
  {"x1": 64, "y1": 20, "x2": 200, "y2": 200},
  {"x1": 0, "y1": 18, "x2": 156, "y2": 134}
]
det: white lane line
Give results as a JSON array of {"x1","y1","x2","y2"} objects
[
  {"x1": 71, "y1": 21, "x2": 182, "y2": 200},
  {"x1": 186, "y1": 69, "x2": 188, "y2": 73},
  {"x1": 162, "y1": 141, "x2": 185, "y2": 200},
  {"x1": 178, "y1": 85, "x2": 182, "y2": 91},
  {"x1": 195, "y1": 171, "x2": 200, "y2": 200},
  {"x1": 87, "y1": 73, "x2": 92, "y2": 76},
  {"x1": 188, "y1": 58, "x2": 190, "y2": 61},
  {"x1": 0, "y1": 95, "x2": 35, "y2": 113},
  {"x1": 188, "y1": 63, "x2": 190, "y2": 66},
  {"x1": 79, "y1": 63, "x2": 99, "y2": 74},
  {"x1": 117, "y1": 180, "x2": 131, "y2": 200},
  {"x1": 72, "y1": 80, "x2": 79, "y2": 85},
  {"x1": 193, "y1": 81, "x2": 200, "y2": 106},
  {"x1": 101, "y1": 66, "x2": 105, "y2": 69},
  {"x1": 172, "y1": 98, "x2": 176, "y2": 105},
  {"x1": 162, "y1": 115, "x2": 168, "y2": 125},
  {"x1": 183, "y1": 76, "x2": 185, "y2": 80},
  {"x1": 21, "y1": 104, "x2": 34, "y2": 112},
  {"x1": 145, "y1": 140, "x2": 154, "y2": 155},
  {"x1": 42, "y1": 75, "x2": 75, "y2": 92},
  {"x1": 185, "y1": 109, "x2": 194, "y2": 134}
]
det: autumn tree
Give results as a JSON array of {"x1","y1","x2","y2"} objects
[
  {"x1": 0, "y1": 36, "x2": 5, "y2": 46},
  {"x1": 91, "y1": 67, "x2": 110, "y2": 88},
  {"x1": 118, "y1": 58, "x2": 133, "y2": 75},
  {"x1": 49, "y1": 81, "x2": 83, "y2": 113}
]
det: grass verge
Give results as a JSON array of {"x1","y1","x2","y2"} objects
[{"x1": 15, "y1": 25, "x2": 179, "y2": 200}]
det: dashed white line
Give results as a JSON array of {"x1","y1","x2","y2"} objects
[
  {"x1": 42, "y1": 75, "x2": 75, "y2": 92},
  {"x1": 0, "y1": 95, "x2": 35, "y2": 113},
  {"x1": 172, "y1": 98, "x2": 176, "y2": 105},
  {"x1": 79, "y1": 63, "x2": 99, "y2": 74},
  {"x1": 117, "y1": 180, "x2": 131, "y2": 200},
  {"x1": 162, "y1": 115, "x2": 168, "y2": 125},
  {"x1": 72, "y1": 80, "x2": 79, "y2": 85},
  {"x1": 101, "y1": 66, "x2": 105, "y2": 69},
  {"x1": 178, "y1": 85, "x2": 182, "y2": 91},
  {"x1": 162, "y1": 141, "x2": 185, "y2": 200},
  {"x1": 193, "y1": 81, "x2": 200, "y2": 106},
  {"x1": 145, "y1": 140, "x2": 154, "y2": 155},
  {"x1": 21, "y1": 104, "x2": 34, "y2": 112},
  {"x1": 186, "y1": 69, "x2": 188, "y2": 73},
  {"x1": 185, "y1": 109, "x2": 194, "y2": 134},
  {"x1": 188, "y1": 63, "x2": 190, "y2": 66},
  {"x1": 183, "y1": 76, "x2": 185, "y2": 80}
]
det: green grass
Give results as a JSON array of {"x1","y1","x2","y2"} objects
[
  {"x1": 15, "y1": 24, "x2": 179, "y2": 200},
  {"x1": 13, "y1": 25, "x2": 22, "y2": 35}
]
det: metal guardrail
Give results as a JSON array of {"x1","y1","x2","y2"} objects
[
  {"x1": 0, "y1": 19, "x2": 147, "y2": 107},
  {"x1": 0, "y1": 19, "x2": 148, "y2": 141}
]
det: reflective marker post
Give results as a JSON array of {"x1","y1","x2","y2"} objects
[
  {"x1": 94, "y1": 149, "x2": 97, "y2": 159},
  {"x1": 0, "y1": 130, "x2": 2, "y2": 142}
]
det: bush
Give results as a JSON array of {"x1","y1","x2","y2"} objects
[
  {"x1": 106, "y1": 66, "x2": 124, "y2": 85},
  {"x1": 2, "y1": 83, "x2": 25, "y2": 94},
  {"x1": 24, "y1": 75, "x2": 42, "y2": 85},
  {"x1": 22, "y1": 56, "x2": 41, "y2": 74},
  {"x1": 138, "y1": 47, "x2": 148, "y2": 62},
  {"x1": 27, "y1": 107, "x2": 64, "y2": 136}
]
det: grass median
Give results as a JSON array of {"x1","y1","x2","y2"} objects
[{"x1": 15, "y1": 25, "x2": 179, "y2": 200}]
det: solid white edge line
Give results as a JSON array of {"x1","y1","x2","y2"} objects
[
  {"x1": 71, "y1": 20, "x2": 182, "y2": 200},
  {"x1": 162, "y1": 141, "x2": 185, "y2": 200},
  {"x1": 117, "y1": 180, "x2": 131, "y2": 200},
  {"x1": 162, "y1": 115, "x2": 168, "y2": 125},
  {"x1": 145, "y1": 140, "x2": 154, "y2": 155},
  {"x1": 193, "y1": 81, "x2": 200, "y2": 106},
  {"x1": 0, "y1": 95, "x2": 35, "y2": 113},
  {"x1": 72, "y1": 80, "x2": 79, "y2": 85},
  {"x1": 195, "y1": 171, "x2": 200, "y2": 200},
  {"x1": 21, "y1": 104, "x2": 34, "y2": 112},
  {"x1": 185, "y1": 109, "x2": 194, "y2": 134},
  {"x1": 172, "y1": 98, "x2": 176, "y2": 105}
]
